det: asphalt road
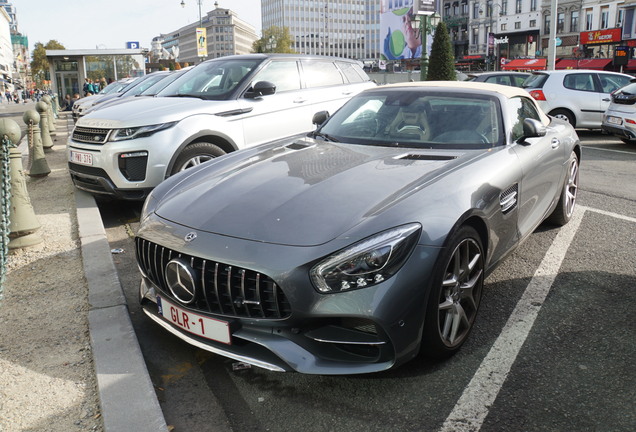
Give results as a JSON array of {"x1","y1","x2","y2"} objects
[{"x1": 100, "y1": 130, "x2": 636, "y2": 432}]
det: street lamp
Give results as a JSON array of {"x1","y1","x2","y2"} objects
[
  {"x1": 265, "y1": 36, "x2": 277, "y2": 53},
  {"x1": 411, "y1": 12, "x2": 441, "y2": 80},
  {"x1": 180, "y1": 0, "x2": 204, "y2": 27}
]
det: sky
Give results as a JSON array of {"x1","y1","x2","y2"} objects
[{"x1": 14, "y1": 0, "x2": 263, "y2": 53}]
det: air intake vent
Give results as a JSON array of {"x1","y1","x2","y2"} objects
[
  {"x1": 286, "y1": 142, "x2": 313, "y2": 150},
  {"x1": 500, "y1": 184, "x2": 518, "y2": 214}
]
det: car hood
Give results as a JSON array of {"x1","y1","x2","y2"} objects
[
  {"x1": 76, "y1": 96, "x2": 238, "y2": 128},
  {"x1": 154, "y1": 139, "x2": 477, "y2": 247}
]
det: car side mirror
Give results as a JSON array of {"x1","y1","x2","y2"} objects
[
  {"x1": 245, "y1": 81, "x2": 276, "y2": 98},
  {"x1": 520, "y1": 118, "x2": 547, "y2": 142},
  {"x1": 312, "y1": 110, "x2": 330, "y2": 126}
]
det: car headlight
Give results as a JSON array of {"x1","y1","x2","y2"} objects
[
  {"x1": 109, "y1": 122, "x2": 177, "y2": 142},
  {"x1": 310, "y1": 223, "x2": 421, "y2": 293}
]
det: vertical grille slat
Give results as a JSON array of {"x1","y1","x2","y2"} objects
[{"x1": 135, "y1": 238, "x2": 291, "y2": 319}]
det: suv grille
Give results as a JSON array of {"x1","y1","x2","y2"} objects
[
  {"x1": 136, "y1": 238, "x2": 292, "y2": 319},
  {"x1": 72, "y1": 126, "x2": 110, "y2": 144}
]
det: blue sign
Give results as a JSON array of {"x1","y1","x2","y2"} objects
[{"x1": 126, "y1": 41, "x2": 140, "y2": 49}]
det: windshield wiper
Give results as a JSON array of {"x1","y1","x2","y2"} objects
[
  {"x1": 311, "y1": 131, "x2": 339, "y2": 142},
  {"x1": 166, "y1": 93, "x2": 207, "y2": 100}
]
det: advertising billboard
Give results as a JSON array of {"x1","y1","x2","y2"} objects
[
  {"x1": 381, "y1": 0, "x2": 437, "y2": 61},
  {"x1": 196, "y1": 28, "x2": 207, "y2": 57}
]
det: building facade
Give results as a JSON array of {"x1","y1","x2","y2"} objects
[
  {"x1": 0, "y1": 7, "x2": 13, "y2": 93},
  {"x1": 152, "y1": 4, "x2": 258, "y2": 65},
  {"x1": 261, "y1": 0, "x2": 381, "y2": 61}
]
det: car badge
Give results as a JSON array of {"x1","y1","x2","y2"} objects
[
  {"x1": 184, "y1": 232, "x2": 197, "y2": 242},
  {"x1": 165, "y1": 259, "x2": 197, "y2": 304}
]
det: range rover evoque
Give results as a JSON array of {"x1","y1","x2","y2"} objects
[{"x1": 67, "y1": 54, "x2": 376, "y2": 200}]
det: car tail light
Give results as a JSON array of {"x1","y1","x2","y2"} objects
[
  {"x1": 529, "y1": 90, "x2": 546, "y2": 101},
  {"x1": 626, "y1": 118, "x2": 636, "y2": 125}
]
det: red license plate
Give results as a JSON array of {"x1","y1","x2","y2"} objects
[{"x1": 157, "y1": 296, "x2": 231, "y2": 344}]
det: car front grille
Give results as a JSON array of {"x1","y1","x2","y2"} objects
[
  {"x1": 72, "y1": 126, "x2": 110, "y2": 144},
  {"x1": 136, "y1": 238, "x2": 292, "y2": 319}
]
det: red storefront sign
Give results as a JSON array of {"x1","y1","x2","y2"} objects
[{"x1": 580, "y1": 28, "x2": 622, "y2": 45}]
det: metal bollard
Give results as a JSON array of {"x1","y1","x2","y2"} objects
[
  {"x1": 23, "y1": 110, "x2": 50, "y2": 177},
  {"x1": 41, "y1": 95, "x2": 56, "y2": 136},
  {"x1": 0, "y1": 118, "x2": 42, "y2": 251},
  {"x1": 35, "y1": 101, "x2": 54, "y2": 149}
]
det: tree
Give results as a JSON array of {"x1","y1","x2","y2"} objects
[
  {"x1": 426, "y1": 22, "x2": 456, "y2": 81},
  {"x1": 252, "y1": 26, "x2": 295, "y2": 54},
  {"x1": 30, "y1": 40, "x2": 65, "y2": 87}
]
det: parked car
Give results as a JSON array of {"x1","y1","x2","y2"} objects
[
  {"x1": 601, "y1": 80, "x2": 636, "y2": 143},
  {"x1": 67, "y1": 54, "x2": 376, "y2": 200},
  {"x1": 72, "y1": 77, "x2": 138, "y2": 121},
  {"x1": 78, "y1": 71, "x2": 173, "y2": 118},
  {"x1": 135, "y1": 81, "x2": 581, "y2": 374},
  {"x1": 466, "y1": 71, "x2": 530, "y2": 87},
  {"x1": 523, "y1": 69, "x2": 632, "y2": 128}
]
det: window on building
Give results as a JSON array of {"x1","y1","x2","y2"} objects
[
  {"x1": 461, "y1": 1, "x2": 468, "y2": 15},
  {"x1": 473, "y1": 3, "x2": 480, "y2": 19},
  {"x1": 545, "y1": 15, "x2": 550, "y2": 34},
  {"x1": 530, "y1": 0, "x2": 537, "y2": 12},
  {"x1": 529, "y1": 19, "x2": 536, "y2": 28},
  {"x1": 617, "y1": 9, "x2": 624, "y2": 27},
  {"x1": 502, "y1": 0, "x2": 508, "y2": 15},
  {"x1": 557, "y1": 13, "x2": 565, "y2": 33},
  {"x1": 515, "y1": 21, "x2": 521, "y2": 29},
  {"x1": 585, "y1": 11, "x2": 593, "y2": 31},
  {"x1": 570, "y1": 11, "x2": 579, "y2": 32},
  {"x1": 601, "y1": 8, "x2": 609, "y2": 29},
  {"x1": 472, "y1": 26, "x2": 479, "y2": 45},
  {"x1": 515, "y1": 0, "x2": 522, "y2": 14},
  {"x1": 501, "y1": 23, "x2": 507, "y2": 31},
  {"x1": 444, "y1": 4, "x2": 451, "y2": 17}
]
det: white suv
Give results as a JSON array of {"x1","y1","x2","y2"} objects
[
  {"x1": 67, "y1": 54, "x2": 375, "y2": 200},
  {"x1": 523, "y1": 69, "x2": 632, "y2": 129}
]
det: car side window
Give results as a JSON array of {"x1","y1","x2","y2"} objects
[
  {"x1": 337, "y1": 61, "x2": 366, "y2": 83},
  {"x1": 510, "y1": 96, "x2": 542, "y2": 142},
  {"x1": 563, "y1": 73, "x2": 596, "y2": 92},
  {"x1": 486, "y1": 76, "x2": 512, "y2": 86},
  {"x1": 513, "y1": 76, "x2": 527, "y2": 87},
  {"x1": 252, "y1": 61, "x2": 301, "y2": 93},
  {"x1": 598, "y1": 74, "x2": 631, "y2": 94},
  {"x1": 301, "y1": 60, "x2": 345, "y2": 88}
]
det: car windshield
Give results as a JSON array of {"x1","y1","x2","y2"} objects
[
  {"x1": 100, "y1": 80, "x2": 132, "y2": 95},
  {"x1": 121, "y1": 73, "x2": 171, "y2": 96},
  {"x1": 140, "y1": 70, "x2": 187, "y2": 96},
  {"x1": 316, "y1": 89, "x2": 504, "y2": 150},
  {"x1": 157, "y1": 58, "x2": 262, "y2": 100}
]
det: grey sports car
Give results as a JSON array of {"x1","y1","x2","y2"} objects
[{"x1": 136, "y1": 82, "x2": 581, "y2": 374}]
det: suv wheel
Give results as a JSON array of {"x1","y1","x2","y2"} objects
[
  {"x1": 549, "y1": 109, "x2": 575, "y2": 127},
  {"x1": 171, "y1": 142, "x2": 227, "y2": 175}
]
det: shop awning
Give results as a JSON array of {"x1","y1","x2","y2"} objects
[
  {"x1": 624, "y1": 59, "x2": 636, "y2": 71},
  {"x1": 501, "y1": 58, "x2": 547, "y2": 71},
  {"x1": 555, "y1": 58, "x2": 612, "y2": 70}
]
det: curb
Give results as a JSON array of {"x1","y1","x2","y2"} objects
[{"x1": 65, "y1": 114, "x2": 168, "y2": 432}]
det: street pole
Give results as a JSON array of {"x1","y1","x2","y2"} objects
[{"x1": 420, "y1": 16, "x2": 428, "y2": 81}]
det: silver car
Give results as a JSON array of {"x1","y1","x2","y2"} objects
[
  {"x1": 601, "y1": 80, "x2": 636, "y2": 143},
  {"x1": 135, "y1": 82, "x2": 581, "y2": 374},
  {"x1": 67, "y1": 54, "x2": 375, "y2": 200},
  {"x1": 523, "y1": 69, "x2": 632, "y2": 128}
]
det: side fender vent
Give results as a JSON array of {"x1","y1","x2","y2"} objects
[
  {"x1": 500, "y1": 184, "x2": 518, "y2": 214},
  {"x1": 396, "y1": 154, "x2": 457, "y2": 161}
]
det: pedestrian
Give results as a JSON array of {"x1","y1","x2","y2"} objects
[
  {"x1": 83, "y1": 78, "x2": 92, "y2": 97},
  {"x1": 5, "y1": 90, "x2": 11, "y2": 103},
  {"x1": 60, "y1": 94, "x2": 73, "y2": 111}
]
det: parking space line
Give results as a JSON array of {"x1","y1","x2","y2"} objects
[
  {"x1": 581, "y1": 146, "x2": 636, "y2": 156},
  {"x1": 440, "y1": 206, "x2": 585, "y2": 432},
  {"x1": 584, "y1": 206, "x2": 636, "y2": 224}
]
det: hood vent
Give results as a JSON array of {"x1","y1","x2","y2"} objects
[{"x1": 286, "y1": 141, "x2": 314, "y2": 150}]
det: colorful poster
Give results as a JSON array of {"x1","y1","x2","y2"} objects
[
  {"x1": 380, "y1": 1, "x2": 436, "y2": 61},
  {"x1": 196, "y1": 27, "x2": 207, "y2": 57}
]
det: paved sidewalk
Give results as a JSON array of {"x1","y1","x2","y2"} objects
[{"x1": 1, "y1": 109, "x2": 167, "y2": 432}]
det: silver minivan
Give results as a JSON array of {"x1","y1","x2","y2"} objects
[
  {"x1": 523, "y1": 69, "x2": 632, "y2": 129},
  {"x1": 67, "y1": 54, "x2": 375, "y2": 200}
]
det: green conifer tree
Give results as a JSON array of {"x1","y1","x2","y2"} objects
[{"x1": 426, "y1": 21, "x2": 456, "y2": 81}]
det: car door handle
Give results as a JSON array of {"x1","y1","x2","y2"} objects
[
  {"x1": 602, "y1": 98, "x2": 611, "y2": 102},
  {"x1": 551, "y1": 138, "x2": 560, "y2": 149},
  {"x1": 342, "y1": 91, "x2": 353, "y2": 95},
  {"x1": 293, "y1": 98, "x2": 307, "y2": 104}
]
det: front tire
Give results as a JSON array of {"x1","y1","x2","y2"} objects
[
  {"x1": 422, "y1": 226, "x2": 484, "y2": 359},
  {"x1": 546, "y1": 151, "x2": 579, "y2": 226},
  {"x1": 171, "y1": 142, "x2": 226, "y2": 175}
]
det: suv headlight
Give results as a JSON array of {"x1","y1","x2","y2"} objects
[
  {"x1": 310, "y1": 223, "x2": 421, "y2": 293},
  {"x1": 109, "y1": 122, "x2": 177, "y2": 142}
]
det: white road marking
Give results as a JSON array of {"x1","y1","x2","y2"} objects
[
  {"x1": 582, "y1": 146, "x2": 636, "y2": 156},
  {"x1": 440, "y1": 206, "x2": 585, "y2": 432},
  {"x1": 583, "y1": 206, "x2": 636, "y2": 224}
]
